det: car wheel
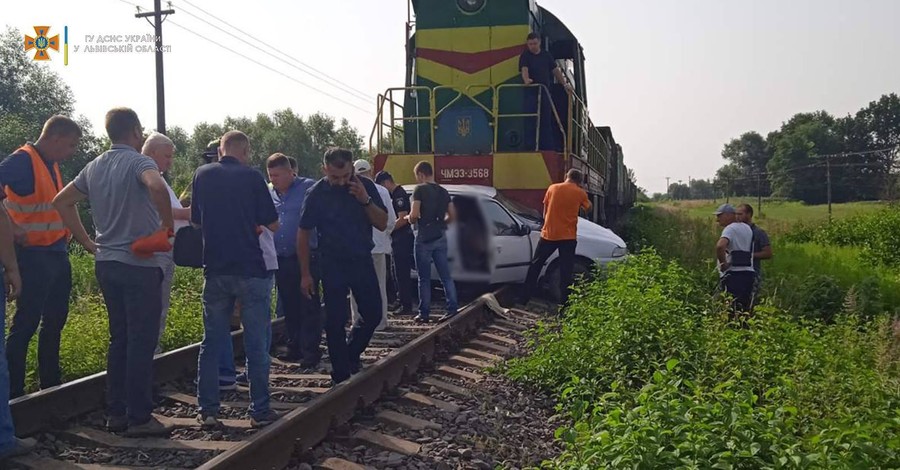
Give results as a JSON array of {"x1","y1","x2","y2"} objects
[{"x1": 544, "y1": 257, "x2": 594, "y2": 302}]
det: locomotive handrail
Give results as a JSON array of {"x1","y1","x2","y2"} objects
[
  {"x1": 494, "y1": 83, "x2": 568, "y2": 153},
  {"x1": 432, "y1": 85, "x2": 495, "y2": 121},
  {"x1": 567, "y1": 92, "x2": 609, "y2": 179},
  {"x1": 369, "y1": 86, "x2": 435, "y2": 154}
]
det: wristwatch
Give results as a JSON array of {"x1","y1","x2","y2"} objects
[{"x1": 361, "y1": 196, "x2": 372, "y2": 206}]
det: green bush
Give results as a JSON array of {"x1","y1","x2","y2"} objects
[
  {"x1": 8, "y1": 254, "x2": 206, "y2": 392},
  {"x1": 784, "y1": 208, "x2": 900, "y2": 267},
  {"x1": 509, "y1": 252, "x2": 900, "y2": 469}
]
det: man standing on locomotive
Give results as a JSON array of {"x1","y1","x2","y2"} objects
[{"x1": 519, "y1": 32, "x2": 573, "y2": 151}]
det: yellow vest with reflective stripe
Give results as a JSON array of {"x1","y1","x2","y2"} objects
[{"x1": 4, "y1": 144, "x2": 70, "y2": 246}]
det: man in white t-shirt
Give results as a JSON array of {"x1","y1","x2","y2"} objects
[
  {"x1": 351, "y1": 160, "x2": 396, "y2": 331},
  {"x1": 714, "y1": 203, "x2": 755, "y2": 314},
  {"x1": 142, "y1": 133, "x2": 191, "y2": 353}
]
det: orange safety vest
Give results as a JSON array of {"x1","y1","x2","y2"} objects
[{"x1": 4, "y1": 144, "x2": 70, "y2": 246}]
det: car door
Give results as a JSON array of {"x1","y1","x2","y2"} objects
[{"x1": 480, "y1": 199, "x2": 533, "y2": 284}]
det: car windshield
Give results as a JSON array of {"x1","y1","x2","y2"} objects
[{"x1": 494, "y1": 191, "x2": 543, "y2": 223}]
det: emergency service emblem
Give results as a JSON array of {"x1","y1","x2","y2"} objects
[
  {"x1": 457, "y1": 116, "x2": 471, "y2": 138},
  {"x1": 24, "y1": 26, "x2": 60, "y2": 61}
]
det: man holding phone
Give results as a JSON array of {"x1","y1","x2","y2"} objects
[{"x1": 297, "y1": 148, "x2": 387, "y2": 385}]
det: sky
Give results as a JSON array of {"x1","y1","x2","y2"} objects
[{"x1": 7, "y1": 0, "x2": 900, "y2": 194}]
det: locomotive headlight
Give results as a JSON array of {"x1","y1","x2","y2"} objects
[{"x1": 457, "y1": 0, "x2": 486, "y2": 14}]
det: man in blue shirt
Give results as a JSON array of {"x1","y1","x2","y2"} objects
[
  {"x1": 298, "y1": 147, "x2": 387, "y2": 385},
  {"x1": 0, "y1": 115, "x2": 81, "y2": 399},
  {"x1": 191, "y1": 131, "x2": 280, "y2": 428},
  {"x1": 266, "y1": 153, "x2": 321, "y2": 367}
]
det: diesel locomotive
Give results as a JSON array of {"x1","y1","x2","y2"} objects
[{"x1": 371, "y1": 0, "x2": 637, "y2": 226}]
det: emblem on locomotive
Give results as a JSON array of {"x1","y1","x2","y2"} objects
[{"x1": 457, "y1": 116, "x2": 471, "y2": 138}]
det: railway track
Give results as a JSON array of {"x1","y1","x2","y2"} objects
[{"x1": 6, "y1": 285, "x2": 536, "y2": 469}]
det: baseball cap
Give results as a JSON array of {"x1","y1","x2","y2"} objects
[
  {"x1": 713, "y1": 203, "x2": 736, "y2": 215},
  {"x1": 353, "y1": 159, "x2": 372, "y2": 174},
  {"x1": 375, "y1": 171, "x2": 392, "y2": 184}
]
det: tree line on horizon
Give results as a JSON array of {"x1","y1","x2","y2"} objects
[
  {"x1": 0, "y1": 27, "x2": 367, "y2": 210},
  {"x1": 709, "y1": 92, "x2": 900, "y2": 204}
]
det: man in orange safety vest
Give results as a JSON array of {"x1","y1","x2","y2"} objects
[{"x1": 0, "y1": 115, "x2": 81, "y2": 399}]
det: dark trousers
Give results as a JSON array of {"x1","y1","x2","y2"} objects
[
  {"x1": 6, "y1": 249, "x2": 71, "y2": 398},
  {"x1": 321, "y1": 255, "x2": 382, "y2": 383},
  {"x1": 523, "y1": 89, "x2": 557, "y2": 151},
  {"x1": 275, "y1": 253, "x2": 323, "y2": 363},
  {"x1": 391, "y1": 235, "x2": 415, "y2": 310},
  {"x1": 95, "y1": 261, "x2": 163, "y2": 425},
  {"x1": 721, "y1": 271, "x2": 755, "y2": 315},
  {"x1": 523, "y1": 238, "x2": 577, "y2": 306}
]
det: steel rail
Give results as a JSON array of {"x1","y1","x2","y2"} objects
[
  {"x1": 10, "y1": 318, "x2": 285, "y2": 436},
  {"x1": 198, "y1": 286, "x2": 514, "y2": 470}
]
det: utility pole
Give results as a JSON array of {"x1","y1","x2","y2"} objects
[
  {"x1": 136, "y1": 0, "x2": 174, "y2": 135},
  {"x1": 825, "y1": 154, "x2": 832, "y2": 223},
  {"x1": 756, "y1": 172, "x2": 762, "y2": 217},
  {"x1": 665, "y1": 176, "x2": 670, "y2": 198}
]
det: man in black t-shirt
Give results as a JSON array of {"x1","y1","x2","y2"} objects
[
  {"x1": 298, "y1": 148, "x2": 388, "y2": 385},
  {"x1": 519, "y1": 32, "x2": 574, "y2": 151},
  {"x1": 376, "y1": 171, "x2": 415, "y2": 316},
  {"x1": 407, "y1": 162, "x2": 457, "y2": 323}
]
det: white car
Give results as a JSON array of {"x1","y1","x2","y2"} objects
[{"x1": 404, "y1": 184, "x2": 628, "y2": 300}]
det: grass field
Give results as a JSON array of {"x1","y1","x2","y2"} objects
[
  {"x1": 510, "y1": 200, "x2": 900, "y2": 468},
  {"x1": 659, "y1": 199, "x2": 888, "y2": 236}
]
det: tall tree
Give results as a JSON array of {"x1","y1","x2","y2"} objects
[{"x1": 767, "y1": 112, "x2": 840, "y2": 203}]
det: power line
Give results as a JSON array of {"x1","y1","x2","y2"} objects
[
  {"x1": 176, "y1": 0, "x2": 371, "y2": 103},
  {"x1": 166, "y1": 20, "x2": 372, "y2": 114}
]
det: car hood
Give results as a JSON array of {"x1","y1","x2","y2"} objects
[
  {"x1": 520, "y1": 216, "x2": 626, "y2": 248},
  {"x1": 577, "y1": 218, "x2": 626, "y2": 247}
]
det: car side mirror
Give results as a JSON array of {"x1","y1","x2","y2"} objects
[{"x1": 518, "y1": 224, "x2": 532, "y2": 236}]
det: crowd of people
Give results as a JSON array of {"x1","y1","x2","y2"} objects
[{"x1": 0, "y1": 108, "x2": 485, "y2": 458}]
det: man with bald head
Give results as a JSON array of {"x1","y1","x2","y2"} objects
[
  {"x1": 191, "y1": 130, "x2": 280, "y2": 428},
  {"x1": 142, "y1": 133, "x2": 191, "y2": 353}
]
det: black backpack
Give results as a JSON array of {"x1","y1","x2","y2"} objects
[{"x1": 173, "y1": 226, "x2": 203, "y2": 268}]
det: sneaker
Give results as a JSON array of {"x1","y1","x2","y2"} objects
[
  {"x1": 276, "y1": 350, "x2": 304, "y2": 363},
  {"x1": 391, "y1": 306, "x2": 414, "y2": 316},
  {"x1": 0, "y1": 437, "x2": 36, "y2": 461},
  {"x1": 124, "y1": 416, "x2": 173, "y2": 437},
  {"x1": 234, "y1": 372, "x2": 249, "y2": 387},
  {"x1": 413, "y1": 315, "x2": 430, "y2": 323},
  {"x1": 250, "y1": 410, "x2": 280, "y2": 428},
  {"x1": 196, "y1": 413, "x2": 221, "y2": 428},
  {"x1": 388, "y1": 300, "x2": 402, "y2": 311},
  {"x1": 105, "y1": 415, "x2": 128, "y2": 433}
]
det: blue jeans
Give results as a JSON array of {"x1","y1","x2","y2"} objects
[
  {"x1": 217, "y1": 273, "x2": 275, "y2": 383},
  {"x1": 415, "y1": 234, "x2": 458, "y2": 319},
  {"x1": 197, "y1": 274, "x2": 272, "y2": 420},
  {"x1": 0, "y1": 284, "x2": 17, "y2": 453}
]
